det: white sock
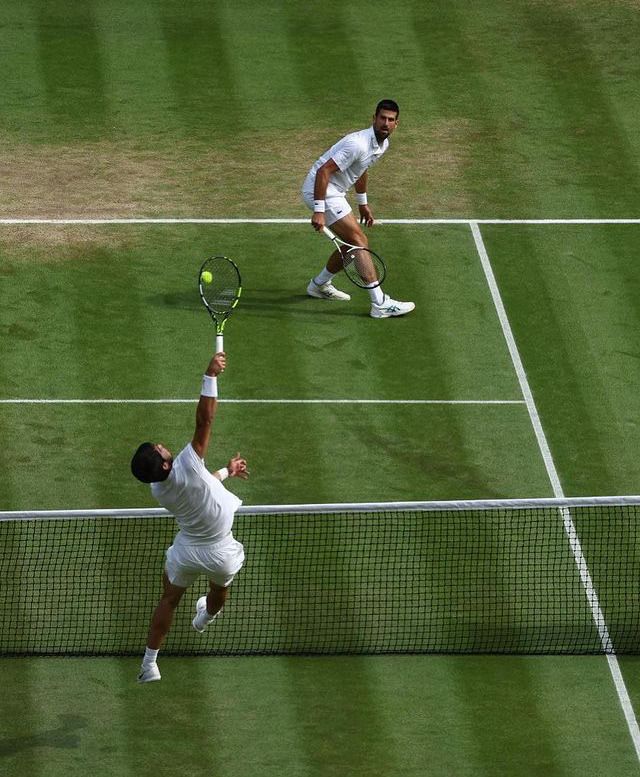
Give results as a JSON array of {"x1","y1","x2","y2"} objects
[
  {"x1": 313, "y1": 268, "x2": 335, "y2": 286},
  {"x1": 368, "y1": 285, "x2": 385, "y2": 305},
  {"x1": 143, "y1": 647, "x2": 159, "y2": 667}
]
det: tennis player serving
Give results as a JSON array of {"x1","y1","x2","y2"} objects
[
  {"x1": 130, "y1": 349, "x2": 249, "y2": 683},
  {"x1": 302, "y1": 99, "x2": 415, "y2": 319}
]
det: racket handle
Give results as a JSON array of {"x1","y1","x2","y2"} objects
[
  {"x1": 216, "y1": 334, "x2": 224, "y2": 353},
  {"x1": 321, "y1": 226, "x2": 336, "y2": 240}
]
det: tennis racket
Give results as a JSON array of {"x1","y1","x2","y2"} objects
[
  {"x1": 198, "y1": 256, "x2": 242, "y2": 352},
  {"x1": 321, "y1": 226, "x2": 386, "y2": 289}
]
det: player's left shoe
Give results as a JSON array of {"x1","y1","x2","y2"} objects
[
  {"x1": 137, "y1": 663, "x2": 161, "y2": 683},
  {"x1": 192, "y1": 595, "x2": 222, "y2": 633},
  {"x1": 370, "y1": 295, "x2": 415, "y2": 319}
]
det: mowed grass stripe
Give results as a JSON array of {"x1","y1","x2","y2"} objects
[
  {"x1": 92, "y1": 3, "x2": 180, "y2": 139},
  {"x1": 480, "y1": 225, "x2": 640, "y2": 496},
  {"x1": 412, "y1": 2, "x2": 545, "y2": 218},
  {"x1": 519, "y1": 4, "x2": 640, "y2": 217},
  {"x1": 280, "y1": 656, "x2": 404, "y2": 776}
]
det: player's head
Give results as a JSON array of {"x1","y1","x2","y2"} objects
[
  {"x1": 130, "y1": 442, "x2": 173, "y2": 483},
  {"x1": 375, "y1": 99, "x2": 400, "y2": 118},
  {"x1": 372, "y1": 99, "x2": 399, "y2": 142}
]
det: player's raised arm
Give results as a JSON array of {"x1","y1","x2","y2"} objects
[{"x1": 192, "y1": 351, "x2": 226, "y2": 459}]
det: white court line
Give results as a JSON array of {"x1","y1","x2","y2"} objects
[
  {"x1": 0, "y1": 217, "x2": 640, "y2": 225},
  {"x1": 0, "y1": 398, "x2": 525, "y2": 405},
  {"x1": 470, "y1": 221, "x2": 640, "y2": 762}
]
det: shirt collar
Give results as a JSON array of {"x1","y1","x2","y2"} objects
[{"x1": 368, "y1": 125, "x2": 387, "y2": 155}]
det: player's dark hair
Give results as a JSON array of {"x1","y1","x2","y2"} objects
[
  {"x1": 375, "y1": 99, "x2": 400, "y2": 117},
  {"x1": 130, "y1": 442, "x2": 169, "y2": 483}
]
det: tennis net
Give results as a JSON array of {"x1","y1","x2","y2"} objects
[{"x1": 1, "y1": 497, "x2": 639, "y2": 656}]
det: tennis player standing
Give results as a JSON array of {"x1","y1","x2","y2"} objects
[
  {"x1": 130, "y1": 349, "x2": 249, "y2": 683},
  {"x1": 302, "y1": 99, "x2": 415, "y2": 319}
]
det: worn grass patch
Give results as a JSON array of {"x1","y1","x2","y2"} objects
[
  {"x1": 0, "y1": 121, "x2": 473, "y2": 221},
  {"x1": 0, "y1": 226, "x2": 136, "y2": 259}
]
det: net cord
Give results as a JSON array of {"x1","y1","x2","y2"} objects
[{"x1": 1, "y1": 494, "x2": 640, "y2": 521}]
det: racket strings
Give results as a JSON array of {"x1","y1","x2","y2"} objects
[
  {"x1": 200, "y1": 258, "x2": 241, "y2": 315},
  {"x1": 344, "y1": 246, "x2": 385, "y2": 288}
]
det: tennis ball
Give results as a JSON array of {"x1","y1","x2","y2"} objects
[{"x1": 201, "y1": 271, "x2": 213, "y2": 284}]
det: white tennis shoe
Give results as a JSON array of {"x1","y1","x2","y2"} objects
[
  {"x1": 307, "y1": 279, "x2": 351, "y2": 301},
  {"x1": 370, "y1": 296, "x2": 415, "y2": 319},
  {"x1": 192, "y1": 596, "x2": 210, "y2": 633},
  {"x1": 137, "y1": 663, "x2": 161, "y2": 683},
  {"x1": 192, "y1": 595, "x2": 222, "y2": 633}
]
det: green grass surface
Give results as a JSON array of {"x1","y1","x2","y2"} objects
[
  {"x1": 2, "y1": 0, "x2": 640, "y2": 774},
  {"x1": 483, "y1": 225, "x2": 640, "y2": 495},
  {"x1": 1, "y1": 224, "x2": 556, "y2": 508},
  {"x1": 2, "y1": 655, "x2": 639, "y2": 777}
]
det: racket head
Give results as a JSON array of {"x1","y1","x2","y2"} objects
[
  {"x1": 198, "y1": 256, "x2": 242, "y2": 331},
  {"x1": 341, "y1": 245, "x2": 387, "y2": 289}
]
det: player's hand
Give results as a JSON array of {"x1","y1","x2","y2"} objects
[
  {"x1": 228, "y1": 452, "x2": 249, "y2": 479},
  {"x1": 311, "y1": 212, "x2": 325, "y2": 232},
  {"x1": 208, "y1": 352, "x2": 226, "y2": 376},
  {"x1": 359, "y1": 204, "x2": 374, "y2": 227}
]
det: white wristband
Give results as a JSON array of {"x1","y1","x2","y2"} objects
[
  {"x1": 355, "y1": 192, "x2": 368, "y2": 205},
  {"x1": 216, "y1": 467, "x2": 229, "y2": 481},
  {"x1": 201, "y1": 375, "x2": 218, "y2": 398},
  {"x1": 313, "y1": 199, "x2": 326, "y2": 213}
]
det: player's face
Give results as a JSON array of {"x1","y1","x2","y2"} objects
[{"x1": 372, "y1": 109, "x2": 399, "y2": 141}]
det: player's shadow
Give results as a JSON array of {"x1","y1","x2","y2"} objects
[
  {"x1": 151, "y1": 289, "x2": 366, "y2": 319},
  {"x1": 0, "y1": 714, "x2": 87, "y2": 757}
]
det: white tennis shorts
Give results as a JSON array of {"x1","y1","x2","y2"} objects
[
  {"x1": 165, "y1": 533, "x2": 245, "y2": 588},
  {"x1": 301, "y1": 191, "x2": 352, "y2": 226}
]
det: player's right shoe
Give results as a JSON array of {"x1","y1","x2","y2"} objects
[
  {"x1": 370, "y1": 296, "x2": 416, "y2": 319},
  {"x1": 307, "y1": 279, "x2": 351, "y2": 301},
  {"x1": 137, "y1": 664, "x2": 161, "y2": 683}
]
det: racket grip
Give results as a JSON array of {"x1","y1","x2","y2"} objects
[
  {"x1": 321, "y1": 226, "x2": 335, "y2": 240},
  {"x1": 216, "y1": 334, "x2": 224, "y2": 353}
]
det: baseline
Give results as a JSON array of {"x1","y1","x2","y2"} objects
[
  {"x1": 0, "y1": 398, "x2": 525, "y2": 405},
  {"x1": 0, "y1": 218, "x2": 639, "y2": 225}
]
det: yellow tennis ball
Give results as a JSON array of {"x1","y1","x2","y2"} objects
[{"x1": 201, "y1": 270, "x2": 213, "y2": 284}]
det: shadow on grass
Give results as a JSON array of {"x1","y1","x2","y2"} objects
[
  {"x1": 0, "y1": 714, "x2": 87, "y2": 757},
  {"x1": 148, "y1": 290, "x2": 367, "y2": 318}
]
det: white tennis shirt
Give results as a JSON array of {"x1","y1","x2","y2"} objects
[
  {"x1": 151, "y1": 443, "x2": 242, "y2": 545},
  {"x1": 302, "y1": 125, "x2": 389, "y2": 197}
]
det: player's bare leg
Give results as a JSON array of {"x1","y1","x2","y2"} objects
[
  {"x1": 192, "y1": 581, "x2": 230, "y2": 633},
  {"x1": 138, "y1": 573, "x2": 186, "y2": 683},
  {"x1": 331, "y1": 214, "x2": 415, "y2": 318},
  {"x1": 307, "y1": 213, "x2": 361, "y2": 301}
]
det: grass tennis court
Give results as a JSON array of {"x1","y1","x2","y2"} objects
[{"x1": 2, "y1": 1, "x2": 640, "y2": 775}]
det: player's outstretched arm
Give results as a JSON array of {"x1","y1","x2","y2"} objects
[{"x1": 192, "y1": 352, "x2": 225, "y2": 459}]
